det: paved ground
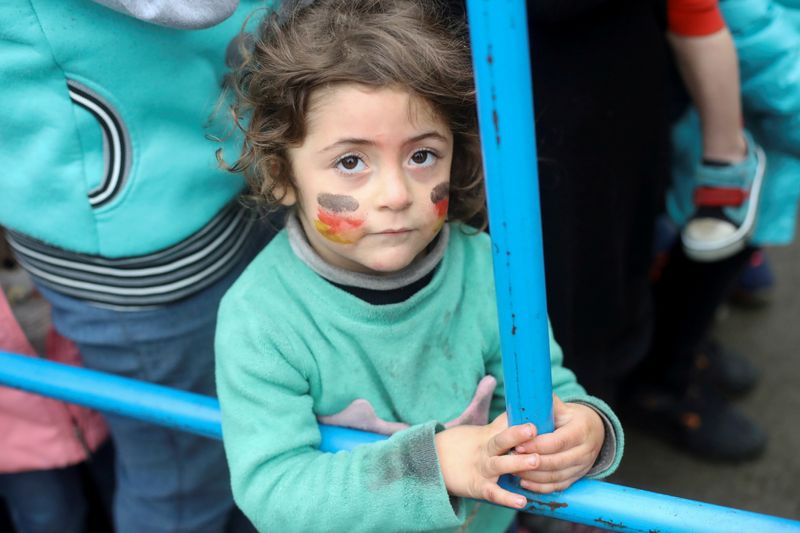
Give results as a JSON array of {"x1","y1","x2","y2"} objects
[{"x1": 611, "y1": 240, "x2": 800, "y2": 522}]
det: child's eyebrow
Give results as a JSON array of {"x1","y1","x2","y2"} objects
[
  {"x1": 406, "y1": 131, "x2": 449, "y2": 145},
  {"x1": 319, "y1": 131, "x2": 449, "y2": 153}
]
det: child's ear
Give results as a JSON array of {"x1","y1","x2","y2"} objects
[
  {"x1": 270, "y1": 159, "x2": 297, "y2": 206},
  {"x1": 275, "y1": 184, "x2": 297, "y2": 206}
]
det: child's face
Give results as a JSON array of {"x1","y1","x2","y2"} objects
[{"x1": 285, "y1": 83, "x2": 454, "y2": 274}]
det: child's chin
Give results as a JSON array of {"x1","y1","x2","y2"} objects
[{"x1": 362, "y1": 255, "x2": 415, "y2": 275}]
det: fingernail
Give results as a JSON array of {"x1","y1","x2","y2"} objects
[
  {"x1": 522, "y1": 425, "x2": 533, "y2": 438},
  {"x1": 515, "y1": 445, "x2": 526, "y2": 454},
  {"x1": 517, "y1": 496, "x2": 527, "y2": 508},
  {"x1": 528, "y1": 454, "x2": 539, "y2": 467}
]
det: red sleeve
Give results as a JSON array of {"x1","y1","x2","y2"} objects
[{"x1": 668, "y1": 0, "x2": 726, "y2": 36}]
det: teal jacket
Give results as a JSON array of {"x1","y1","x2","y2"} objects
[
  {"x1": 0, "y1": 0, "x2": 262, "y2": 257},
  {"x1": 669, "y1": 0, "x2": 800, "y2": 245}
]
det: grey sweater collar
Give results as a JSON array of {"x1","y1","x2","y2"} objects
[{"x1": 287, "y1": 214, "x2": 448, "y2": 291}]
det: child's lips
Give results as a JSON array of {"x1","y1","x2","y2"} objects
[{"x1": 377, "y1": 228, "x2": 413, "y2": 235}]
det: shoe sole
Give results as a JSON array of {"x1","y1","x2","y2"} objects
[{"x1": 682, "y1": 145, "x2": 766, "y2": 262}]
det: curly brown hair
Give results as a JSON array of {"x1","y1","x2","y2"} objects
[{"x1": 220, "y1": 0, "x2": 485, "y2": 225}]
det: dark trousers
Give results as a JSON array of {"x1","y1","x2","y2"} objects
[{"x1": 632, "y1": 243, "x2": 756, "y2": 394}]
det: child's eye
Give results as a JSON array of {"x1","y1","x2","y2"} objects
[
  {"x1": 409, "y1": 149, "x2": 438, "y2": 168},
  {"x1": 335, "y1": 154, "x2": 367, "y2": 174}
]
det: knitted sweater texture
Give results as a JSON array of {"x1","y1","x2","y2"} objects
[{"x1": 216, "y1": 225, "x2": 623, "y2": 532}]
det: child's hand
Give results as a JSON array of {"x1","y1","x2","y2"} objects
[
  {"x1": 435, "y1": 413, "x2": 540, "y2": 509},
  {"x1": 513, "y1": 395, "x2": 605, "y2": 493}
]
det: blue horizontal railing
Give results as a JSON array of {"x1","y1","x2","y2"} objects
[{"x1": 2, "y1": 351, "x2": 798, "y2": 533}]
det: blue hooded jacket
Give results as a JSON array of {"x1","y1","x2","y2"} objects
[{"x1": 669, "y1": 0, "x2": 800, "y2": 245}]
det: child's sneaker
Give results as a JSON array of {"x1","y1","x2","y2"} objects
[{"x1": 681, "y1": 132, "x2": 766, "y2": 262}]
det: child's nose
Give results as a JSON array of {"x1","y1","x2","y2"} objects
[{"x1": 377, "y1": 168, "x2": 412, "y2": 211}]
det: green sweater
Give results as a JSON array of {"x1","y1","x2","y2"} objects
[{"x1": 216, "y1": 224, "x2": 623, "y2": 532}]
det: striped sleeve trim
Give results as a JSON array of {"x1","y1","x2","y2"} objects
[{"x1": 7, "y1": 202, "x2": 261, "y2": 308}]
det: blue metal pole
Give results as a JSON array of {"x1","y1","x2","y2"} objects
[
  {"x1": 0, "y1": 351, "x2": 224, "y2": 440},
  {"x1": 517, "y1": 480, "x2": 800, "y2": 532},
  {"x1": 465, "y1": 0, "x2": 553, "y2": 433},
  {"x1": 2, "y1": 353, "x2": 798, "y2": 532},
  {"x1": 0, "y1": 351, "x2": 386, "y2": 447},
  {"x1": 459, "y1": 6, "x2": 799, "y2": 533}
]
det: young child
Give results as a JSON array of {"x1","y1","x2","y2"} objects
[
  {"x1": 667, "y1": 0, "x2": 767, "y2": 261},
  {"x1": 215, "y1": 1, "x2": 623, "y2": 531}
]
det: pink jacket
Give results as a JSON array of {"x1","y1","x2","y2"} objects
[{"x1": 0, "y1": 289, "x2": 108, "y2": 474}]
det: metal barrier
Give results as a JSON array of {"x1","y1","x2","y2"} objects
[
  {"x1": 461, "y1": 1, "x2": 799, "y2": 531},
  {"x1": 1, "y1": 1, "x2": 799, "y2": 532},
  {"x1": 1, "y1": 351, "x2": 798, "y2": 532}
]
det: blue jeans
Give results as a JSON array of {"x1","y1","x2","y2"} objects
[
  {"x1": 37, "y1": 234, "x2": 269, "y2": 533},
  {"x1": 0, "y1": 441, "x2": 114, "y2": 533},
  {"x1": 0, "y1": 465, "x2": 86, "y2": 533}
]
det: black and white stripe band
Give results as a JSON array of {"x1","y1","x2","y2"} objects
[
  {"x1": 66, "y1": 79, "x2": 132, "y2": 209},
  {"x1": 6, "y1": 202, "x2": 261, "y2": 308}
]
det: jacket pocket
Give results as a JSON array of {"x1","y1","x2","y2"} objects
[{"x1": 67, "y1": 79, "x2": 132, "y2": 209}]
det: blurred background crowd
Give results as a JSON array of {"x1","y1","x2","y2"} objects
[{"x1": 1, "y1": 0, "x2": 798, "y2": 531}]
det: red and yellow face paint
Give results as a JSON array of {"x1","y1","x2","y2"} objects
[
  {"x1": 314, "y1": 193, "x2": 365, "y2": 244},
  {"x1": 430, "y1": 182, "x2": 450, "y2": 232}
]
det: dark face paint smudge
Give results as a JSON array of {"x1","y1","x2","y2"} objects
[
  {"x1": 317, "y1": 193, "x2": 359, "y2": 213},
  {"x1": 430, "y1": 182, "x2": 449, "y2": 204},
  {"x1": 431, "y1": 182, "x2": 450, "y2": 219}
]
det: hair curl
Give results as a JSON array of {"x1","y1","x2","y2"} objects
[{"x1": 219, "y1": 0, "x2": 485, "y2": 225}]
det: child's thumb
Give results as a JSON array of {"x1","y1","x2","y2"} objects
[
  {"x1": 551, "y1": 393, "x2": 568, "y2": 414},
  {"x1": 488, "y1": 411, "x2": 509, "y2": 430}
]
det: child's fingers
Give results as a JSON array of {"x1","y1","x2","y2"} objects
[
  {"x1": 486, "y1": 423, "x2": 536, "y2": 457},
  {"x1": 526, "y1": 427, "x2": 582, "y2": 455},
  {"x1": 519, "y1": 477, "x2": 579, "y2": 494},
  {"x1": 517, "y1": 462, "x2": 588, "y2": 485},
  {"x1": 479, "y1": 481, "x2": 529, "y2": 509},
  {"x1": 525, "y1": 445, "x2": 593, "y2": 473},
  {"x1": 514, "y1": 437, "x2": 538, "y2": 454},
  {"x1": 486, "y1": 412, "x2": 509, "y2": 431},
  {"x1": 481, "y1": 452, "x2": 540, "y2": 477}
]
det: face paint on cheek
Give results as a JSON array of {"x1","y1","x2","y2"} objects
[
  {"x1": 431, "y1": 182, "x2": 450, "y2": 218},
  {"x1": 317, "y1": 193, "x2": 359, "y2": 213},
  {"x1": 313, "y1": 194, "x2": 365, "y2": 243},
  {"x1": 430, "y1": 182, "x2": 450, "y2": 231}
]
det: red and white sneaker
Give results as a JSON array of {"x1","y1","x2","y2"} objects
[{"x1": 682, "y1": 132, "x2": 766, "y2": 262}]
